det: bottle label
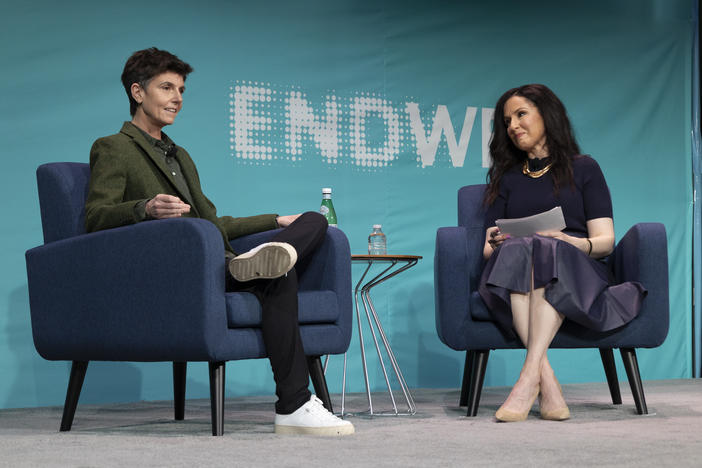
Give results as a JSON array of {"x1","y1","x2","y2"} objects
[
  {"x1": 320, "y1": 206, "x2": 329, "y2": 215},
  {"x1": 329, "y1": 223, "x2": 338, "y2": 228}
]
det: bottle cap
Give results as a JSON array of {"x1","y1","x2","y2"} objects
[
  {"x1": 373, "y1": 224, "x2": 382, "y2": 229},
  {"x1": 322, "y1": 188, "x2": 332, "y2": 194}
]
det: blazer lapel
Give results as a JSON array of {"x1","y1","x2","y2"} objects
[{"x1": 119, "y1": 122, "x2": 198, "y2": 211}]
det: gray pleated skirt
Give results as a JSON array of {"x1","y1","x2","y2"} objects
[{"x1": 478, "y1": 235, "x2": 647, "y2": 336}]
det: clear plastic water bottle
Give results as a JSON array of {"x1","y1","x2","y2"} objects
[
  {"x1": 368, "y1": 224, "x2": 387, "y2": 255},
  {"x1": 319, "y1": 188, "x2": 337, "y2": 227}
]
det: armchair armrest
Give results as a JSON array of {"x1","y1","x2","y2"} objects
[
  {"x1": 435, "y1": 226, "x2": 474, "y2": 349},
  {"x1": 612, "y1": 223, "x2": 667, "y2": 284},
  {"x1": 610, "y1": 222, "x2": 669, "y2": 347},
  {"x1": 229, "y1": 226, "x2": 353, "y2": 350},
  {"x1": 25, "y1": 218, "x2": 229, "y2": 362}
]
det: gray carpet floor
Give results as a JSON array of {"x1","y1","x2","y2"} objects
[{"x1": 1, "y1": 379, "x2": 701, "y2": 467}]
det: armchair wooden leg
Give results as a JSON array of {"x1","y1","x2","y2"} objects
[
  {"x1": 208, "y1": 362, "x2": 226, "y2": 436},
  {"x1": 599, "y1": 348, "x2": 622, "y2": 405},
  {"x1": 459, "y1": 350, "x2": 474, "y2": 407},
  {"x1": 60, "y1": 360, "x2": 89, "y2": 432},
  {"x1": 467, "y1": 350, "x2": 489, "y2": 417},
  {"x1": 173, "y1": 362, "x2": 187, "y2": 420},
  {"x1": 307, "y1": 356, "x2": 333, "y2": 413},
  {"x1": 620, "y1": 348, "x2": 648, "y2": 414}
]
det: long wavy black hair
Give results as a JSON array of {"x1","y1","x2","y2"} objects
[{"x1": 484, "y1": 84, "x2": 580, "y2": 206}]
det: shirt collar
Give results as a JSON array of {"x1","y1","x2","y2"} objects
[{"x1": 130, "y1": 122, "x2": 175, "y2": 155}]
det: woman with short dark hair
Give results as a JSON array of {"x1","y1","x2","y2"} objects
[{"x1": 480, "y1": 84, "x2": 646, "y2": 422}]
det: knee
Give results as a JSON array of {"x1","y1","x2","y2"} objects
[{"x1": 300, "y1": 211, "x2": 328, "y2": 230}]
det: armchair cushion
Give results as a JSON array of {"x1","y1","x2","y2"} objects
[
  {"x1": 470, "y1": 292, "x2": 491, "y2": 321},
  {"x1": 226, "y1": 290, "x2": 339, "y2": 328}
]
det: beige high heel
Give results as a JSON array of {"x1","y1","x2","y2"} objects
[
  {"x1": 539, "y1": 383, "x2": 570, "y2": 421},
  {"x1": 540, "y1": 405, "x2": 570, "y2": 421},
  {"x1": 495, "y1": 385, "x2": 540, "y2": 422}
]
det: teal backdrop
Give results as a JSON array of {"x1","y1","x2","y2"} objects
[{"x1": 0, "y1": 0, "x2": 694, "y2": 409}]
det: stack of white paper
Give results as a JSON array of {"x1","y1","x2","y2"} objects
[{"x1": 495, "y1": 206, "x2": 566, "y2": 237}]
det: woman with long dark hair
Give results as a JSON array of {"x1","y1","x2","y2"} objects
[{"x1": 480, "y1": 84, "x2": 646, "y2": 422}]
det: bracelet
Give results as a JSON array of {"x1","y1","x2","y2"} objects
[{"x1": 586, "y1": 238, "x2": 592, "y2": 256}]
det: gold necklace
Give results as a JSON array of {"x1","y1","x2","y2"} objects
[{"x1": 522, "y1": 160, "x2": 553, "y2": 178}]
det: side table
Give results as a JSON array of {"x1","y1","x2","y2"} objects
[{"x1": 340, "y1": 255, "x2": 422, "y2": 416}]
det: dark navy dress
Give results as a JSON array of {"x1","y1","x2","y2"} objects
[{"x1": 478, "y1": 155, "x2": 647, "y2": 336}]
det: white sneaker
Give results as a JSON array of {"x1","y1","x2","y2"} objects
[
  {"x1": 228, "y1": 242, "x2": 297, "y2": 282},
  {"x1": 274, "y1": 395, "x2": 355, "y2": 436}
]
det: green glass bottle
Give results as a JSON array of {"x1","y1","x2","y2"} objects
[{"x1": 319, "y1": 187, "x2": 338, "y2": 227}]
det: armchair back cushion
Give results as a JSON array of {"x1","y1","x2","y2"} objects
[{"x1": 37, "y1": 163, "x2": 90, "y2": 243}]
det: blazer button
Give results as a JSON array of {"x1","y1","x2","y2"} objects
[{"x1": 171, "y1": 171, "x2": 176, "y2": 176}]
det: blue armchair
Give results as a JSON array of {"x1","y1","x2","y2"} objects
[
  {"x1": 25, "y1": 162, "x2": 352, "y2": 435},
  {"x1": 435, "y1": 184, "x2": 669, "y2": 416}
]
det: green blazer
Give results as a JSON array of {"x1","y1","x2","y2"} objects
[{"x1": 85, "y1": 122, "x2": 278, "y2": 254}]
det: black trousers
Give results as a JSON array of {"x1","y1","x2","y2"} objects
[{"x1": 226, "y1": 211, "x2": 328, "y2": 414}]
